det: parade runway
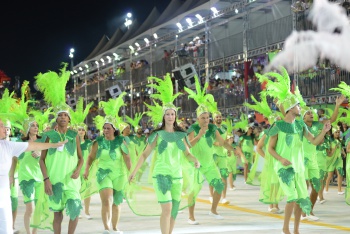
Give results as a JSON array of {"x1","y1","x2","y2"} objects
[{"x1": 15, "y1": 175, "x2": 350, "y2": 234}]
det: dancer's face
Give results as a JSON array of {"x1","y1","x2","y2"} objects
[
  {"x1": 77, "y1": 128, "x2": 86, "y2": 138},
  {"x1": 197, "y1": 113, "x2": 210, "y2": 128},
  {"x1": 56, "y1": 112, "x2": 70, "y2": 128},
  {"x1": 29, "y1": 122, "x2": 39, "y2": 136},
  {"x1": 103, "y1": 123, "x2": 116, "y2": 139},
  {"x1": 290, "y1": 104, "x2": 301, "y2": 117},
  {"x1": 214, "y1": 115, "x2": 222, "y2": 124},
  {"x1": 303, "y1": 111, "x2": 313, "y2": 123},
  {"x1": 123, "y1": 125, "x2": 131, "y2": 136},
  {"x1": 164, "y1": 109, "x2": 176, "y2": 126}
]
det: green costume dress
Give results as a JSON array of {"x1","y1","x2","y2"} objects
[
  {"x1": 316, "y1": 134, "x2": 331, "y2": 180},
  {"x1": 247, "y1": 132, "x2": 264, "y2": 186},
  {"x1": 213, "y1": 125, "x2": 229, "y2": 178},
  {"x1": 227, "y1": 143, "x2": 238, "y2": 181},
  {"x1": 269, "y1": 120, "x2": 312, "y2": 215},
  {"x1": 79, "y1": 139, "x2": 99, "y2": 200},
  {"x1": 326, "y1": 138, "x2": 344, "y2": 176},
  {"x1": 303, "y1": 121, "x2": 324, "y2": 192},
  {"x1": 125, "y1": 130, "x2": 200, "y2": 218},
  {"x1": 43, "y1": 129, "x2": 82, "y2": 220},
  {"x1": 10, "y1": 137, "x2": 20, "y2": 212},
  {"x1": 188, "y1": 123, "x2": 224, "y2": 194},
  {"x1": 18, "y1": 137, "x2": 53, "y2": 230},
  {"x1": 94, "y1": 136, "x2": 129, "y2": 206},
  {"x1": 240, "y1": 134, "x2": 255, "y2": 168},
  {"x1": 259, "y1": 130, "x2": 284, "y2": 204},
  {"x1": 345, "y1": 138, "x2": 350, "y2": 205}
]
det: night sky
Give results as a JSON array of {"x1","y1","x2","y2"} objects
[{"x1": 0, "y1": 0, "x2": 171, "y2": 85}]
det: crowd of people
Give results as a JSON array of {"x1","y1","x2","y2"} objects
[{"x1": 2, "y1": 62, "x2": 350, "y2": 234}]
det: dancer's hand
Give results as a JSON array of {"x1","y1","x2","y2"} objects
[
  {"x1": 194, "y1": 160, "x2": 200, "y2": 169},
  {"x1": 83, "y1": 170, "x2": 89, "y2": 180},
  {"x1": 31, "y1": 151, "x2": 41, "y2": 158},
  {"x1": 44, "y1": 179, "x2": 53, "y2": 196},
  {"x1": 71, "y1": 169, "x2": 80, "y2": 179},
  {"x1": 198, "y1": 125, "x2": 208, "y2": 136},
  {"x1": 279, "y1": 158, "x2": 291, "y2": 166},
  {"x1": 335, "y1": 95, "x2": 346, "y2": 106},
  {"x1": 322, "y1": 121, "x2": 331, "y2": 133},
  {"x1": 128, "y1": 172, "x2": 136, "y2": 183}
]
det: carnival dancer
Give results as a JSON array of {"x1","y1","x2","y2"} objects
[
  {"x1": 209, "y1": 111, "x2": 230, "y2": 204},
  {"x1": 299, "y1": 94, "x2": 344, "y2": 221},
  {"x1": 0, "y1": 109, "x2": 67, "y2": 234},
  {"x1": 244, "y1": 92, "x2": 284, "y2": 214},
  {"x1": 184, "y1": 77, "x2": 238, "y2": 223},
  {"x1": 36, "y1": 64, "x2": 84, "y2": 234},
  {"x1": 70, "y1": 97, "x2": 95, "y2": 220},
  {"x1": 325, "y1": 125, "x2": 345, "y2": 195},
  {"x1": 258, "y1": 68, "x2": 331, "y2": 234},
  {"x1": 84, "y1": 92, "x2": 131, "y2": 234},
  {"x1": 129, "y1": 74, "x2": 200, "y2": 234}
]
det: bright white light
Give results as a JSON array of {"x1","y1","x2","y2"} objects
[
  {"x1": 127, "y1": 13, "x2": 132, "y2": 18},
  {"x1": 106, "y1": 56, "x2": 111, "y2": 60},
  {"x1": 85, "y1": 64, "x2": 89, "y2": 68},
  {"x1": 70, "y1": 48, "x2": 75, "y2": 53},
  {"x1": 235, "y1": 9, "x2": 239, "y2": 13},
  {"x1": 211, "y1": 7, "x2": 219, "y2": 17},
  {"x1": 186, "y1": 18, "x2": 193, "y2": 27},
  {"x1": 95, "y1": 61, "x2": 99, "y2": 65},
  {"x1": 135, "y1": 42, "x2": 140, "y2": 47},
  {"x1": 136, "y1": 92, "x2": 140, "y2": 97},
  {"x1": 176, "y1": 23, "x2": 183, "y2": 31},
  {"x1": 124, "y1": 19, "x2": 132, "y2": 27},
  {"x1": 79, "y1": 67, "x2": 83, "y2": 71},
  {"x1": 69, "y1": 53, "x2": 73, "y2": 58},
  {"x1": 148, "y1": 90, "x2": 152, "y2": 94},
  {"x1": 74, "y1": 70, "x2": 78, "y2": 74},
  {"x1": 135, "y1": 52, "x2": 138, "y2": 56},
  {"x1": 70, "y1": 71, "x2": 74, "y2": 75},
  {"x1": 176, "y1": 35, "x2": 178, "y2": 38},
  {"x1": 129, "y1": 45, "x2": 134, "y2": 52},
  {"x1": 144, "y1": 38, "x2": 149, "y2": 44},
  {"x1": 153, "y1": 33, "x2": 158, "y2": 39},
  {"x1": 195, "y1": 14, "x2": 204, "y2": 23},
  {"x1": 100, "y1": 58, "x2": 105, "y2": 63}
]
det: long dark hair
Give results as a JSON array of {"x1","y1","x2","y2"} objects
[
  {"x1": 103, "y1": 123, "x2": 119, "y2": 137},
  {"x1": 22, "y1": 134, "x2": 42, "y2": 142},
  {"x1": 152, "y1": 112, "x2": 185, "y2": 134}
]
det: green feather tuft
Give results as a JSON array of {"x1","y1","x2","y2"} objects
[{"x1": 70, "y1": 98, "x2": 93, "y2": 127}]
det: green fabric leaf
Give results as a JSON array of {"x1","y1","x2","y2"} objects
[
  {"x1": 171, "y1": 200, "x2": 181, "y2": 219},
  {"x1": 121, "y1": 142, "x2": 129, "y2": 155},
  {"x1": 123, "y1": 136, "x2": 131, "y2": 145},
  {"x1": 337, "y1": 167, "x2": 345, "y2": 177},
  {"x1": 19, "y1": 179, "x2": 36, "y2": 198},
  {"x1": 156, "y1": 174, "x2": 172, "y2": 194},
  {"x1": 96, "y1": 168, "x2": 112, "y2": 184},
  {"x1": 219, "y1": 168, "x2": 229, "y2": 178},
  {"x1": 113, "y1": 189, "x2": 124, "y2": 206},
  {"x1": 158, "y1": 140, "x2": 168, "y2": 155},
  {"x1": 95, "y1": 136, "x2": 124, "y2": 160},
  {"x1": 80, "y1": 140, "x2": 92, "y2": 151},
  {"x1": 50, "y1": 182, "x2": 64, "y2": 204},
  {"x1": 244, "y1": 152, "x2": 252, "y2": 161},
  {"x1": 285, "y1": 134, "x2": 293, "y2": 147},
  {"x1": 65, "y1": 199, "x2": 82, "y2": 220},
  {"x1": 296, "y1": 197, "x2": 312, "y2": 215},
  {"x1": 147, "y1": 132, "x2": 157, "y2": 144},
  {"x1": 310, "y1": 177, "x2": 321, "y2": 193},
  {"x1": 209, "y1": 178, "x2": 224, "y2": 194},
  {"x1": 277, "y1": 167, "x2": 295, "y2": 186},
  {"x1": 175, "y1": 139, "x2": 186, "y2": 152}
]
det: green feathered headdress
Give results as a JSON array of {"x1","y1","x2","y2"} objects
[
  {"x1": 184, "y1": 75, "x2": 217, "y2": 117},
  {"x1": 233, "y1": 114, "x2": 249, "y2": 132},
  {"x1": 244, "y1": 92, "x2": 272, "y2": 118},
  {"x1": 0, "y1": 88, "x2": 19, "y2": 130},
  {"x1": 70, "y1": 97, "x2": 93, "y2": 131},
  {"x1": 337, "y1": 108, "x2": 350, "y2": 125},
  {"x1": 145, "y1": 100, "x2": 163, "y2": 127},
  {"x1": 294, "y1": 86, "x2": 306, "y2": 107},
  {"x1": 12, "y1": 81, "x2": 33, "y2": 131},
  {"x1": 257, "y1": 67, "x2": 298, "y2": 112},
  {"x1": 97, "y1": 92, "x2": 126, "y2": 131},
  {"x1": 330, "y1": 81, "x2": 350, "y2": 99},
  {"x1": 35, "y1": 63, "x2": 71, "y2": 116},
  {"x1": 147, "y1": 73, "x2": 181, "y2": 114},
  {"x1": 125, "y1": 112, "x2": 144, "y2": 132},
  {"x1": 223, "y1": 118, "x2": 234, "y2": 138},
  {"x1": 29, "y1": 108, "x2": 53, "y2": 133}
]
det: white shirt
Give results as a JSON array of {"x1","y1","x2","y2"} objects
[{"x1": 0, "y1": 140, "x2": 28, "y2": 206}]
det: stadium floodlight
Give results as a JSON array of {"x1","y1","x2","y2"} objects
[
  {"x1": 95, "y1": 61, "x2": 99, "y2": 65},
  {"x1": 186, "y1": 18, "x2": 193, "y2": 27},
  {"x1": 211, "y1": 7, "x2": 219, "y2": 17},
  {"x1": 79, "y1": 67, "x2": 83, "y2": 71},
  {"x1": 176, "y1": 22, "x2": 183, "y2": 32},
  {"x1": 235, "y1": 8, "x2": 239, "y2": 13},
  {"x1": 85, "y1": 64, "x2": 89, "y2": 69},
  {"x1": 195, "y1": 14, "x2": 204, "y2": 24},
  {"x1": 100, "y1": 58, "x2": 104, "y2": 63},
  {"x1": 153, "y1": 33, "x2": 158, "y2": 39}
]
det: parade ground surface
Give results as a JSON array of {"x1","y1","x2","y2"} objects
[{"x1": 15, "y1": 175, "x2": 350, "y2": 234}]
